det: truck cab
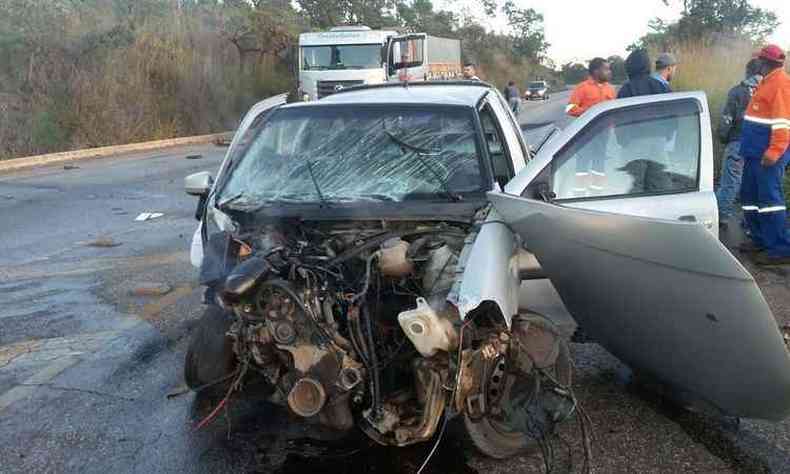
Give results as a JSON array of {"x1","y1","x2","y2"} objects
[
  {"x1": 298, "y1": 27, "x2": 461, "y2": 101},
  {"x1": 298, "y1": 26, "x2": 396, "y2": 101}
]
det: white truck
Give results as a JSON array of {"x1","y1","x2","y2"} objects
[{"x1": 297, "y1": 26, "x2": 461, "y2": 101}]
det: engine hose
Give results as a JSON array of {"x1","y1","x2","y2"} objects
[
  {"x1": 362, "y1": 303, "x2": 382, "y2": 418},
  {"x1": 351, "y1": 253, "x2": 377, "y2": 304},
  {"x1": 327, "y1": 228, "x2": 466, "y2": 268}
]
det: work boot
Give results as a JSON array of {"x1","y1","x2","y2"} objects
[
  {"x1": 738, "y1": 241, "x2": 764, "y2": 254},
  {"x1": 753, "y1": 253, "x2": 790, "y2": 266}
]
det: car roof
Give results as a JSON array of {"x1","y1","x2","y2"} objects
[{"x1": 286, "y1": 82, "x2": 494, "y2": 108}]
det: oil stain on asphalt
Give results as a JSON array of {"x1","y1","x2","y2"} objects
[{"x1": 192, "y1": 395, "x2": 478, "y2": 474}]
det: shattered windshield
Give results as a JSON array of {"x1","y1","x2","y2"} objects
[
  {"x1": 217, "y1": 105, "x2": 485, "y2": 206},
  {"x1": 301, "y1": 45, "x2": 382, "y2": 70}
]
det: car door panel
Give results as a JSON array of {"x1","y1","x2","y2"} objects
[
  {"x1": 490, "y1": 191, "x2": 790, "y2": 420},
  {"x1": 567, "y1": 191, "x2": 718, "y2": 230}
]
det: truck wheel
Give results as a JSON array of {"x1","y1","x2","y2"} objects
[
  {"x1": 462, "y1": 342, "x2": 572, "y2": 459},
  {"x1": 184, "y1": 305, "x2": 236, "y2": 393}
]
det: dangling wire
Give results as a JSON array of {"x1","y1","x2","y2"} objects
[{"x1": 417, "y1": 317, "x2": 475, "y2": 474}]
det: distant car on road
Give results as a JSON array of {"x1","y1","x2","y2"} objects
[{"x1": 524, "y1": 80, "x2": 550, "y2": 101}]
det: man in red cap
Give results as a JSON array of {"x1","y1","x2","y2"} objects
[{"x1": 739, "y1": 45, "x2": 790, "y2": 265}]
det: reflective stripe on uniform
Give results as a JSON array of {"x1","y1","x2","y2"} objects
[
  {"x1": 758, "y1": 206, "x2": 787, "y2": 213},
  {"x1": 742, "y1": 205, "x2": 759, "y2": 211},
  {"x1": 565, "y1": 104, "x2": 576, "y2": 113},
  {"x1": 744, "y1": 115, "x2": 790, "y2": 127},
  {"x1": 773, "y1": 123, "x2": 790, "y2": 130}
]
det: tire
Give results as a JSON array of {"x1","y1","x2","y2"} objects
[
  {"x1": 184, "y1": 305, "x2": 236, "y2": 393},
  {"x1": 462, "y1": 342, "x2": 572, "y2": 459}
]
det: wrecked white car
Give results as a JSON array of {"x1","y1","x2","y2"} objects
[{"x1": 184, "y1": 82, "x2": 790, "y2": 459}]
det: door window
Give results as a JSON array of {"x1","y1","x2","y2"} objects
[
  {"x1": 479, "y1": 105, "x2": 513, "y2": 188},
  {"x1": 390, "y1": 37, "x2": 425, "y2": 68},
  {"x1": 490, "y1": 92, "x2": 528, "y2": 171},
  {"x1": 551, "y1": 100, "x2": 701, "y2": 200}
]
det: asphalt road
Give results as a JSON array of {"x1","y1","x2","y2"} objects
[{"x1": 0, "y1": 91, "x2": 787, "y2": 473}]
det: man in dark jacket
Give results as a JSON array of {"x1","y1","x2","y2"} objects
[
  {"x1": 615, "y1": 49, "x2": 673, "y2": 193},
  {"x1": 617, "y1": 49, "x2": 670, "y2": 98},
  {"x1": 716, "y1": 58, "x2": 762, "y2": 225}
]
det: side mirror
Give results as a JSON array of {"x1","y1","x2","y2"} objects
[{"x1": 185, "y1": 171, "x2": 213, "y2": 197}]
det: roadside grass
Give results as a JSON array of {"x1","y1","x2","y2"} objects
[{"x1": 666, "y1": 39, "x2": 754, "y2": 173}]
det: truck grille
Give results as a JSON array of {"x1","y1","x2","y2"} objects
[{"x1": 317, "y1": 80, "x2": 364, "y2": 99}]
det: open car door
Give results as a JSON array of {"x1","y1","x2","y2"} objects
[{"x1": 491, "y1": 92, "x2": 790, "y2": 421}]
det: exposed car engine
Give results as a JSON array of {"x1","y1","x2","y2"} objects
[{"x1": 195, "y1": 219, "x2": 577, "y2": 454}]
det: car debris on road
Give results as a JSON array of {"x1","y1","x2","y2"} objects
[{"x1": 135, "y1": 212, "x2": 164, "y2": 221}]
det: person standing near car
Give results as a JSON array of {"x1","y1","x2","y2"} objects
[
  {"x1": 617, "y1": 49, "x2": 670, "y2": 98},
  {"x1": 462, "y1": 63, "x2": 480, "y2": 81},
  {"x1": 566, "y1": 58, "x2": 615, "y2": 117},
  {"x1": 716, "y1": 58, "x2": 763, "y2": 227},
  {"x1": 652, "y1": 53, "x2": 678, "y2": 93},
  {"x1": 615, "y1": 49, "x2": 674, "y2": 194},
  {"x1": 504, "y1": 80, "x2": 521, "y2": 116},
  {"x1": 738, "y1": 45, "x2": 790, "y2": 265},
  {"x1": 567, "y1": 58, "x2": 616, "y2": 195}
]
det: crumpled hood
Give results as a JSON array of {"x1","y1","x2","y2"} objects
[{"x1": 625, "y1": 49, "x2": 651, "y2": 78}]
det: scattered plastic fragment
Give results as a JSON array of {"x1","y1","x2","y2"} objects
[{"x1": 135, "y1": 212, "x2": 164, "y2": 221}]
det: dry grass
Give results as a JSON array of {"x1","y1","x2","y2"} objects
[
  {"x1": 667, "y1": 38, "x2": 757, "y2": 138},
  {"x1": 0, "y1": 5, "x2": 291, "y2": 160},
  {"x1": 664, "y1": 38, "x2": 790, "y2": 197}
]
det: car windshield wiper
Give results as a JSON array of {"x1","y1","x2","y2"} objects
[
  {"x1": 305, "y1": 160, "x2": 330, "y2": 208},
  {"x1": 382, "y1": 129, "x2": 462, "y2": 202},
  {"x1": 217, "y1": 192, "x2": 258, "y2": 211}
]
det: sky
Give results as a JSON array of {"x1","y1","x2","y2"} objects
[{"x1": 441, "y1": 0, "x2": 790, "y2": 65}]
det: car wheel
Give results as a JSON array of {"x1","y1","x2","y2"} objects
[
  {"x1": 462, "y1": 342, "x2": 572, "y2": 459},
  {"x1": 185, "y1": 305, "x2": 236, "y2": 393}
]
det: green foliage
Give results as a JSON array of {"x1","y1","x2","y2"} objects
[
  {"x1": 607, "y1": 55, "x2": 626, "y2": 83},
  {"x1": 561, "y1": 62, "x2": 587, "y2": 84},
  {"x1": 502, "y1": 1, "x2": 549, "y2": 61},
  {"x1": 296, "y1": 0, "x2": 399, "y2": 29},
  {"x1": 0, "y1": 0, "x2": 555, "y2": 159},
  {"x1": 633, "y1": 0, "x2": 778, "y2": 50}
]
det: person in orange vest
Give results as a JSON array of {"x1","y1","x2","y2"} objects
[
  {"x1": 739, "y1": 45, "x2": 790, "y2": 265},
  {"x1": 566, "y1": 57, "x2": 615, "y2": 117},
  {"x1": 567, "y1": 58, "x2": 616, "y2": 195}
]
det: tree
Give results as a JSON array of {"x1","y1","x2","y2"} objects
[
  {"x1": 296, "y1": 0, "x2": 398, "y2": 29},
  {"x1": 396, "y1": 0, "x2": 456, "y2": 36},
  {"x1": 607, "y1": 55, "x2": 626, "y2": 83},
  {"x1": 211, "y1": 1, "x2": 300, "y2": 73},
  {"x1": 636, "y1": 0, "x2": 779, "y2": 48},
  {"x1": 561, "y1": 62, "x2": 587, "y2": 84},
  {"x1": 502, "y1": 0, "x2": 549, "y2": 61}
]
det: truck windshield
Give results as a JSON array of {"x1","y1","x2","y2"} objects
[
  {"x1": 301, "y1": 44, "x2": 382, "y2": 70},
  {"x1": 529, "y1": 82, "x2": 546, "y2": 89},
  {"x1": 217, "y1": 106, "x2": 485, "y2": 206}
]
